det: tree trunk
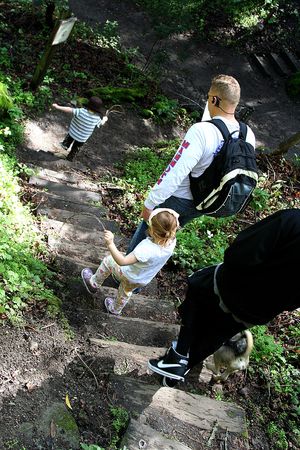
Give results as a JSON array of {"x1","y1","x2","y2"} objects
[{"x1": 272, "y1": 131, "x2": 300, "y2": 156}]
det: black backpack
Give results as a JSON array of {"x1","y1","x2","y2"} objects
[{"x1": 189, "y1": 119, "x2": 259, "y2": 217}]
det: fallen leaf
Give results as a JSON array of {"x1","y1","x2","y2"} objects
[
  {"x1": 50, "y1": 419, "x2": 56, "y2": 438},
  {"x1": 65, "y1": 393, "x2": 72, "y2": 410}
]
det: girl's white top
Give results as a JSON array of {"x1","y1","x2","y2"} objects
[{"x1": 122, "y1": 237, "x2": 176, "y2": 285}]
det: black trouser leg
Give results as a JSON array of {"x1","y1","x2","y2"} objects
[
  {"x1": 177, "y1": 266, "x2": 246, "y2": 371},
  {"x1": 66, "y1": 140, "x2": 84, "y2": 161},
  {"x1": 62, "y1": 134, "x2": 74, "y2": 148}
]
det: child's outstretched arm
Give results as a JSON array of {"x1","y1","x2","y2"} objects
[
  {"x1": 52, "y1": 103, "x2": 73, "y2": 114},
  {"x1": 104, "y1": 230, "x2": 137, "y2": 266}
]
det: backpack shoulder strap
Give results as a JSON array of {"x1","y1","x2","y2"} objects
[
  {"x1": 207, "y1": 118, "x2": 230, "y2": 140},
  {"x1": 239, "y1": 121, "x2": 248, "y2": 140},
  {"x1": 209, "y1": 119, "x2": 248, "y2": 141}
]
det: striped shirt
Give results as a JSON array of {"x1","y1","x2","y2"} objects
[{"x1": 69, "y1": 108, "x2": 103, "y2": 142}]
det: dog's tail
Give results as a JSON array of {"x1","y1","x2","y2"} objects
[{"x1": 244, "y1": 330, "x2": 254, "y2": 357}]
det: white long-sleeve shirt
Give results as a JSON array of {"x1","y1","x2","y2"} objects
[{"x1": 144, "y1": 116, "x2": 256, "y2": 210}]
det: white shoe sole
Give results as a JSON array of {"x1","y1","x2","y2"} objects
[
  {"x1": 81, "y1": 269, "x2": 97, "y2": 295},
  {"x1": 147, "y1": 360, "x2": 187, "y2": 381}
]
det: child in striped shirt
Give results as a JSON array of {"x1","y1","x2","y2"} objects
[{"x1": 52, "y1": 96, "x2": 108, "y2": 161}]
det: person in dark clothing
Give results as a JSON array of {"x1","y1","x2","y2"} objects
[{"x1": 148, "y1": 209, "x2": 300, "y2": 385}]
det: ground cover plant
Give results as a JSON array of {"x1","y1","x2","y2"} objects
[{"x1": 0, "y1": 73, "x2": 60, "y2": 323}]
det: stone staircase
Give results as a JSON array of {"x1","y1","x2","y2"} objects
[
  {"x1": 18, "y1": 147, "x2": 250, "y2": 449},
  {"x1": 248, "y1": 48, "x2": 300, "y2": 79}
]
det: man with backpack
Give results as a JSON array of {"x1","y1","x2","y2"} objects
[{"x1": 127, "y1": 74, "x2": 256, "y2": 253}]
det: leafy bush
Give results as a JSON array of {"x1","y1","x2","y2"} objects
[
  {"x1": 0, "y1": 81, "x2": 13, "y2": 115},
  {"x1": 145, "y1": 95, "x2": 182, "y2": 124},
  {"x1": 137, "y1": 0, "x2": 284, "y2": 37},
  {"x1": 88, "y1": 85, "x2": 148, "y2": 104},
  {"x1": 109, "y1": 406, "x2": 129, "y2": 450},
  {"x1": 0, "y1": 154, "x2": 60, "y2": 323},
  {"x1": 286, "y1": 71, "x2": 300, "y2": 99},
  {"x1": 173, "y1": 215, "x2": 235, "y2": 272}
]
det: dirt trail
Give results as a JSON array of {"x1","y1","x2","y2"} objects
[{"x1": 68, "y1": 0, "x2": 300, "y2": 154}]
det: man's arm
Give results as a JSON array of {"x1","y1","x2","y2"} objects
[
  {"x1": 104, "y1": 230, "x2": 138, "y2": 266},
  {"x1": 144, "y1": 124, "x2": 205, "y2": 210},
  {"x1": 52, "y1": 103, "x2": 73, "y2": 114}
]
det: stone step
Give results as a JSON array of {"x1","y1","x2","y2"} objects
[
  {"x1": 18, "y1": 147, "x2": 88, "y2": 172},
  {"x1": 32, "y1": 166, "x2": 101, "y2": 191},
  {"x1": 41, "y1": 218, "x2": 123, "y2": 247},
  {"x1": 29, "y1": 176, "x2": 101, "y2": 204},
  {"x1": 281, "y1": 49, "x2": 300, "y2": 72},
  {"x1": 34, "y1": 190, "x2": 107, "y2": 217},
  {"x1": 93, "y1": 315, "x2": 180, "y2": 347},
  {"x1": 52, "y1": 255, "x2": 157, "y2": 295},
  {"x1": 121, "y1": 419, "x2": 193, "y2": 450},
  {"x1": 47, "y1": 235, "x2": 107, "y2": 264},
  {"x1": 249, "y1": 54, "x2": 273, "y2": 78},
  {"x1": 113, "y1": 376, "x2": 249, "y2": 450},
  {"x1": 37, "y1": 206, "x2": 119, "y2": 232},
  {"x1": 89, "y1": 338, "x2": 167, "y2": 377},
  {"x1": 90, "y1": 338, "x2": 213, "y2": 382},
  {"x1": 100, "y1": 286, "x2": 176, "y2": 322},
  {"x1": 268, "y1": 53, "x2": 290, "y2": 77}
]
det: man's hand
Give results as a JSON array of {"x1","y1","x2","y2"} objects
[
  {"x1": 102, "y1": 116, "x2": 108, "y2": 124},
  {"x1": 142, "y1": 207, "x2": 152, "y2": 222},
  {"x1": 104, "y1": 230, "x2": 114, "y2": 246},
  {"x1": 52, "y1": 103, "x2": 59, "y2": 109}
]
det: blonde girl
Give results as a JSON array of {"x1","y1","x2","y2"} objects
[{"x1": 81, "y1": 208, "x2": 179, "y2": 315}]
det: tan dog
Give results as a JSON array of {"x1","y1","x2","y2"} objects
[{"x1": 206, "y1": 330, "x2": 253, "y2": 382}]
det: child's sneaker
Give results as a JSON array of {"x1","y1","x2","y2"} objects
[
  {"x1": 81, "y1": 268, "x2": 98, "y2": 294},
  {"x1": 104, "y1": 297, "x2": 122, "y2": 316},
  {"x1": 60, "y1": 141, "x2": 69, "y2": 150},
  {"x1": 148, "y1": 346, "x2": 189, "y2": 381}
]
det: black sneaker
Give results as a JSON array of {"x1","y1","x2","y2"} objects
[
  {"x1": 81, "y1": 268, "x2": 98, "y2": 294},
  {"x1": 148, "y1": 346, "x2": 189, "y2": 381},
  {"x1": 162, "y1": 377, "x2": 179, "y2": 388}
]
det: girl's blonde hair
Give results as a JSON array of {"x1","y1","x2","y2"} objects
[{"x1": 148, "y1": 210, "x2": 179, "y2": 246}]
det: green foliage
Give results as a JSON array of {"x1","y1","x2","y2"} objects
[
  {"x1": 173, "y1": 215, "x2": 235, "y2": 272},
  {"x1": 137, "y1": 0, "x2": 285, "y2": 37},
  {"x1": 80, "y1": 444, "x2": 105, "y2": 450},
  {"x1": 267, "y1": 422, "x2": 288, "y2": 450},
  {"x1": 250, "y1": 325, "x2": 300, "y2": 427},
  {"x1": 72, "y1": 20, "x2": 121, "y2": 52},
  {"x1": 0, "y1": 154, "x2": 61, "y2": 323},
  {"x1": 88, "y1": 85, "x2": 148, "y2": 104},
  {"x1": 112, "y1": 142, "x2": 178, "y2": 226},
  {"x1": 109, "y1": 406, "x2": 129, "y2": 450},
  {"x1": 0, "y1": 81, "x2": 13, "y2": 114},
  {"x1": 147, "y1": 95, "x2": 181, "y2": 124},
  {"x1": 250, "y1": 187, "x2": 271, "y2": 211},
  {"x1": 122, "y1": 145, "x2": 176, "y2": 189},
  {"x1": 286, "y1": 71, "x2": 300, "y2": 99},
  {"x1": 251, "y1": 325, "x2": 284, "y2": 363}
]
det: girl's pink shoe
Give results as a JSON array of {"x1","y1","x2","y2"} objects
[{"x1": 104, "y1": 297, "x2": 122, "y2": 316}]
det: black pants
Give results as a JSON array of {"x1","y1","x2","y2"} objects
[
  {"x1": 176, "y1": 266, "x2": 246, "y2": 369},
  {"x1": 62, "y1": 134, "x2": 84, "y2": 161}
]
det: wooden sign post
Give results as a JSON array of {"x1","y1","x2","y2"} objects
[{"x1": 30, "y1": 16, "x2": 77, "y2": 90}]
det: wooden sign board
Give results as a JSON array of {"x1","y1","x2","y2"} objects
[{"x1": 52, "y1": 17, "x2": 77, "y2": 46}]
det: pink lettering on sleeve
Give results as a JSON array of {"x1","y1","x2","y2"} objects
[{"x1": 156, "y1": 139, "x2": 190, "y2": 185}]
